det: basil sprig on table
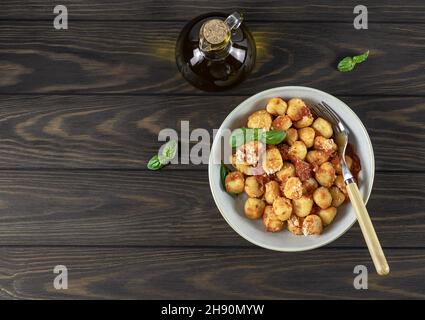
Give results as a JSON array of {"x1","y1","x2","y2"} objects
[
  {"x1": 147, "y1": 140, "x2": 178, "y2": 171},
  {"x1": 337, "y1": 50, "x2": 369, "y2": 72},
  {"x1": 229, "y1": 128, "x2": 286, "y2": 148},
  {"x1": 147, "y1": 155, "x2": 163, "y2": 170}
]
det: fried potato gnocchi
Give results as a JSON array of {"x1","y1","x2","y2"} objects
[
  {"x1": 287, "y1": 98, "x2": 308, "y2": 121},
  {"x1": 276, "y1": 162, "x2": 295, "y2": 184},
  {"x1": 313, "y1": 187, "x2": 332, "y2": 209},
  {"x1": 302, "y1": 214, "x2": 323, "y2": 236},
  {"x1": 306, "y1": 150, "x2": 329, "y2": 166},
  {"x1": 312, "y1": 117, "x2": 333, "y2": 138},
  {"x1": 302, "y1": 177, "x2": 319, "y2": 195},
  {"x1": 263, "y1": 206, "x2": 285, "y2": 232},
  {"x1": 313, "y1": 136, "x2": 337, "y2": 154},
  {"x1": 288, "y1": 141, "x2": 307, "y2": 160},
  {"x1": 264, "y1": 180, "x2": 281, "y2": 204},
  {"x1": 298, "y1": 127, "x2": 315, "y2": 148},
  {"x1": 273, "y1": 197, "x2": 293, "y2": 221},
  {"x1": 315, "y1": 162, "x2": 336, "y2": 187},
  {"x1": 266, "y1": 97, "x2": 287, "y2": 116},
  {"x1": 236, "y1": 140, "x2": 264, "y2": 166},
  {"x1": 244, "y1": 198, "x2": 266, "y2": 219},
  {"x1": 292, "y1": 195, "x2": 314, "y2": 218},
  {"x1": 226, "y1": 97, "x2": 362, "y2": 237},
  {"x1": 230, "y1": 154, "x2": 251, "y2": 175},
  {"x1": 294, "y1": 110, "x2": 314, "y2": 129},
  {"x1": 318, "y1": 207, "x2": 337, "y2": 226},
  {"x1": 262, "y1": 146, "x2": 283, "y2": 174},
  {"x1": 285, "y1": 128, "x2": 298, "y2": 146},
  {"x1": 272, "y1": 115, "x2": 292, "y2": 131},
  {"x1": 330, "y1": 186, "x2": 345, "y2": 207},
  {"x1": 283, "y1": 177, "x2": 303, "y2": 200},
  {"x1": 287, "y1": 214, "x2": 303, "y2": 235},
  {"x1": 244, "y1": 176, "x2": 264, "y2": 198},
  {"x1": 225, "y1": 171, "x2": 245, "y2": 194},
  {"x1": 247, "y1": 110, "x2": 272, "y2": 130}
]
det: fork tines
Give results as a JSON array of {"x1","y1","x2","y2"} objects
[
  {"x1": 319, "y1": 101, "x2": 341, "y2": 125},
  {"x1": 310, "y1": 101, "x2": 346, "y2": 133}
]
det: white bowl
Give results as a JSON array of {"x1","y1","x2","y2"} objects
[{"x1": 208, "y1": 86, "x2": 374, "y2": 252}]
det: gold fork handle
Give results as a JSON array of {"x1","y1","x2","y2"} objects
[{"x1": 346, "y1": 181, "x2": 390, "y2": 276}]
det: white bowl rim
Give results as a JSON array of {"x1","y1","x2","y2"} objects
[{"x1": 208, "y1": 86, "x2": 375, "y2": 252}]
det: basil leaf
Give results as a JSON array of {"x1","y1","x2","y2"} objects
[
  {"x1": 230, "y1": 128, "x2": 263, "y2": 148},
  {"x1": 161, "y1": 140, "x2": 178, "y2": 162},
  {"x1": 265, "y1": 130, "x2": 286, "y2": 145},
  {"x1": 353, "y1": 50, "x2": 369, "y2": 64},
  {"x1": 231, "y1": 128, "x2": 289, "y2": 147},
  {"x1": 147, "y1": 155, "x2": 164, "y2": 170},
  {"x1": 230, "y1": 128, "x2": 285, "y2": 147},
  {"x1": 158, "y1": 154, "x2": 169, "y2": 166},
  {"x1": 220, "y1": 162, "x2": 230, "y2": 189},
  {"x1": 338, "y1": 50, "x2": 369, "y2": 72},
  {"x1": 337, "y1": 57, "x2": 355, "y2": 72}
]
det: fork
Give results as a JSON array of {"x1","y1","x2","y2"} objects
[{"x1": 310, "y1": 101, "x2": 390, "y2": 276}]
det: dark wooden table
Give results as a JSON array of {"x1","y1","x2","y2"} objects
[{"x1": 0, "y1": 0, "x2": 424, "y2": 299}]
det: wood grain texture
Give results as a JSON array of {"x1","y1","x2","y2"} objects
[
  {"x1": 0, "y1": 22, "x2": 424, "y2": 95},
  {"x1": 0, "y1": 95, "x2": 423, "y2": 171},
  {"x1": 0, "y1": 0, "x2": 424, "y2": 22},
  {"x1": 0, "y1": 170, "x2": 421, "y2": 247},
  {"x1": 0, "y1": 247, "x2": 423, "y2": 299},
  {"x1": 0, "y1": 1, "x2": 423, "y2": 300}
]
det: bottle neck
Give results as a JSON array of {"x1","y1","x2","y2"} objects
[
  {"x1": 199, "y1": 40, "x2": 232, "y2": 61},
  {"x1": 198, "y1": 18, "x2": 232, "y2": 61}
]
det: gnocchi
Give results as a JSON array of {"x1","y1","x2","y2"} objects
[
  {"x1": 294, "y1": 110, "x2": 314, "y2": 129},
  {"x1": 287, "y1": 214, "x2": 303, "y2": 235},
  {"x1": 262, "y1": 146, "x2": 283, "y2": 174},
  {"x1": 272, "y1": 115, "x2": 292, "y2": 131},
  {"x1": 247, "y1": 110, "x2": 272, "y2": 130},
  {"x1": 273, "y1": 196, "x2": 293, "y2": 221},
  {"x1": 226, "y1": 97, "x2": 362, "y2": 237},
  {"x1": 244, "y1": 176, "x2": 264, "y2": 198},
  {"x1": 225, "y1": 171, "x2": 245, "y2": 194},
  {"x1": 287, "y1": 98, "x2": 309, "y2": 121},
  {"x1": 330, "y1": 186, "x2": 345, "y2": 207},
  {"x1": 312, "y1": 117, "x2": 333, "y2": 138},
  {"x1": 313, "y1": 136, "x2": 337, "y2": 154},
  {"x1": 302, "y1": 177, "x2": 319, "y2": 195},
  {"x1": 266, "y1": 97, "x2": 287, "y2": 116},
  {"x1": 302, "y1": 214, "x2": 323, "y2": 236},
  {"x1": 276, "y1": 162, "x2": 295, "y2": 184},
  {"x1": 292, "y1": 195, "x2": 314, "y2": 217},
  {"x1": 285, "y1": 128, "x2": 298, "y2": 146},
  {"x1": 306, "y1": 150, "x2": 329, "y2": 166},
  {"x1": 315, "y1": 162, "x2": 336, "y2": 187},
  {"x1": 298, "y1": 127, "x2": 315, "y2": 148},
  {"x1": 313, "y1": 187, "x2": 332, "y2": 209},
  {"x1": 283, "y1": 177, "x2": 303, "y2": 200},
  {"x1": 244, "y1": 198, "x2": 266, "y2": 219},
  {"x1": 318, "y1": 207, "x2": 337, "y2": 226},
  {"x1": 288, "y1": 141, "x2": 307, "y2": 160},
  {"x1": 263, "y1": 206, "x2": 285, "y2": 232},
  {"x1": 264, "y1": 181, "x2": 281, "y2": 204}
]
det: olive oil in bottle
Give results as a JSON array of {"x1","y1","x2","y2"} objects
[{"x1": 175, "y1": 12, "x2": 256, "y2": 91}]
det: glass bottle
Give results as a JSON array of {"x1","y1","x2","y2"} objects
[{"x1": 175, "y1": 12, "x2": 256, "y2": 91}]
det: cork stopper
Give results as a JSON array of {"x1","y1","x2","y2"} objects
[{"x1": 202, "y1": 19, "x2": 229, "y2": 45}]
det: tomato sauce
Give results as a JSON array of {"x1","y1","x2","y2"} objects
[{"x1": 293, "y1": 158, "x2": 313, "y2": 181}]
